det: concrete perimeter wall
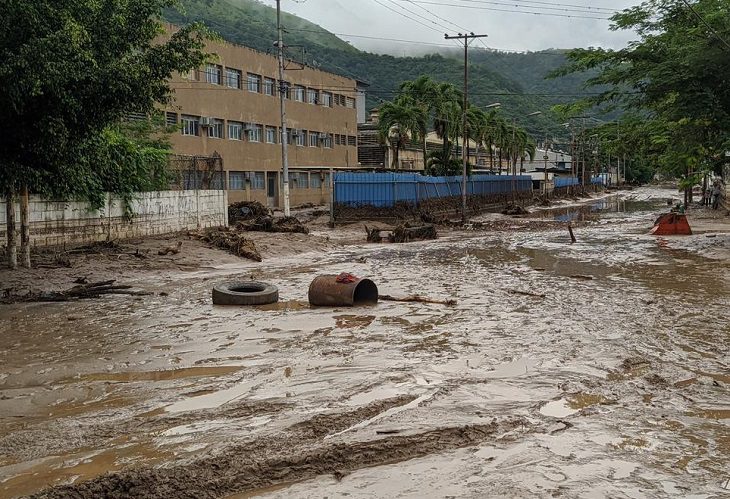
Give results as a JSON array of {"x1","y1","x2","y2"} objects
[{"x1": 0, "y1": 190, "x2": 228, "y2": 249}]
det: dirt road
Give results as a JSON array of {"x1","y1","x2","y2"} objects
[{"x1": 0, "y1": 187, "x2": 728, "y2": 498}]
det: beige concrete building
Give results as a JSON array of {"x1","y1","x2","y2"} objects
[{"x1": 163, "y1": 25, "x2": 366, "y2": 207}]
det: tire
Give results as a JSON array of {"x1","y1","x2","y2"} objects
[{"x1": 212, "y1": 281, "x2": 279, "y2": 306}]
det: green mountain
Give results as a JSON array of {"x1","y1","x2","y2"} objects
[{"x1": 165, "y1": 0, "x2": 591, "y2": 137}]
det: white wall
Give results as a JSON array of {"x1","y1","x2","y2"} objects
[{"x1": 0, "y1": 190, "x2": 228, "y2": 248}]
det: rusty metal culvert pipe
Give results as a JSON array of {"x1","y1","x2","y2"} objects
[{"x1": 308, "y1": 275, "x2": 379, "y2": 307}]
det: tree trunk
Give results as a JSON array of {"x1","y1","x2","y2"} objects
[
  {"x1": 20, "y1": 183, "x2": 30, "y2": 268},
  {"x1": 5, "y1": 187, "x2": 17, "y2": 269},
  {"x1": 422, "y1": 136, "x2": 428, "y2": 172}
]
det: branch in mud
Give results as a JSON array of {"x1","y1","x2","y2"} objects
[
  {"x1": 379, "y1": 294, "x2": 457, "y2": 306},
  {"x1": 507, "y1": 289, "x2": 546, "y2": 298},
  {"x1": 1, "y1": 280, "x2": 151, "y2": 304}
]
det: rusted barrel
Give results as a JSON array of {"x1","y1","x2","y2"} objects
[{"x1": 308, "y1": 275, "x2": 379, "y2": 307}]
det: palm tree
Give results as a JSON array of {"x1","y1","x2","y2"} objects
[
  {"x1": 399, "y1": 76, "x2": 437, "y2": 171},
  {"x1": 377, "y1": 96, "x2": 427, "y2": 170},
  {"x1": 431, "y1": 82, "x2": 462, "y2": 159}
]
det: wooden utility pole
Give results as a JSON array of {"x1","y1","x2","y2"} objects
[
  {"x1": 445, "y1": 32, "x2": 488, "y2": 224},
  {"x1": 276, "y1": 0, "x2": 291, "y2": 216},
  {"x1": 20, "y1": 183, "x2": 30, "y2": 268},
  {"x1": 5, "y1": 188, "x2": 17, "y2": 269}
]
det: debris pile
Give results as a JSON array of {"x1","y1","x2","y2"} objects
[
  {"x1": 501, "y1": 204, "x2": 530, "y2": 216},
  {"x1": 190, "y1": 227, "x2": 262, "y2": 262},
  {"x1": 1, "y1": 279, "x2": 151, "y2": 303},
  {"x1": 228, "y1": 201, "x2": 271, "y2": 224},
  {"x1": 390, "y1": 223, "x2": 437, "y2": 243},
  {"x1": 237, "y1": 216, "x2": 309, "y2": 234},
  {"x1": 364, "y1": 223, "x2": 437, "y2": 243}
]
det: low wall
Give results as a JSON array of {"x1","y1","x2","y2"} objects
[{"x1": 0, "y1": 190, "x2": 228, "y2": 249}]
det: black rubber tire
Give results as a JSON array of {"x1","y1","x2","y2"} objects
[{"x1": 212, "y1": 281, "x2": 279, "y2": 306}]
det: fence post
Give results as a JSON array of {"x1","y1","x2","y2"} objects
[{"x1": 329, "y1": 168, "x2": 335, "y2": 227}]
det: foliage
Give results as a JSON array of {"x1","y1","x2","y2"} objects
[
  {"x1": 426, "y1": 148, "x2": 466, "y2": 177},
  {"x1": 377, "y1": 97, "x2": 427, "y2": 169},
  {"x1": 552, "y1": 0, "x2": 730, "y2": 182},
  {"x1": 0, "y1": 0, "x2": 212, "y2": 204}
]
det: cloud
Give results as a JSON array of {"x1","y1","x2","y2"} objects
[{"x1": 262, "y1": 0, "x2": 639, "y2": 54}]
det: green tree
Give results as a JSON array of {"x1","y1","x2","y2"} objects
[
  {"x1": 552, "y1": 0, "x2": 730, "y2": 191},
  {"x1": 377, "y1": 97, "x2": 427, "y2": 169},
  {"x1": 0, "y1": 0, "x2": 211, "y2": 267}
]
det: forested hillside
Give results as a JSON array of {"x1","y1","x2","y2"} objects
[{"x1": 165, "y1": 0, "x2": 593, "y2": 135}]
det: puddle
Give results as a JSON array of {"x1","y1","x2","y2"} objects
[
  {"x1": 334, "y1": 315, "x2": 376, "y2": 329},
  {"x1": 540, "y1": 399, "x2": 579, "y2": 418},
  {"x1": 70, "y1": 366, "x2": 243, "y2": 383},
  {"x1": 0, "y1": 443, "x2": 169, "y2": 498}
]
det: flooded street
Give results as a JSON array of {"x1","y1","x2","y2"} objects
[{"x1": 1, "y1": 187, "x2": 728, "y2": 498}]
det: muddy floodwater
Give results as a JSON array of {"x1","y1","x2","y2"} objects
[{"x1": 1, "y1": 187, "x2": 728, "y2": 498}]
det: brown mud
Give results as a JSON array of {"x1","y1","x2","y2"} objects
[{"x1": 1, "y1": 187, "x2": 729, "y2": 498}]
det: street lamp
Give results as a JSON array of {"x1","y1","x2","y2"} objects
[{"x1": 485, "y1": 102, "x2": 502, "y2": 109}]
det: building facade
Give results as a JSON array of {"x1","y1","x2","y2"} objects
[{"x1": 164, "y1": 25, "x2": 365, "y2": 207}]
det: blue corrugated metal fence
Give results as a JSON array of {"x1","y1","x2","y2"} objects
[
  {"x1": 554, "y1": 177, "x2": 580, "y2": 188},
  {"x1": 334, "y1": 172, "x2": 534, "y2": 207}
]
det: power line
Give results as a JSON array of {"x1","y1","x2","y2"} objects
[
  {"x1": 370, "y1": 0, "x2": 445, "y2": 34},
  {"x1": 409, "y1": 0, "x2": 616, "y2": 14},
  {"x1": 287, "y1": 28, "x2": 570, "y2": 55},
  {"x1": 680, "y1": 0, "x2": 730, "y2": 51},
  {"x1": 401, "y1": 0, "x2": 613, "y2": 19},
  {"x1": 383, "y1": 0, "x2": 455, "y2": 33}
]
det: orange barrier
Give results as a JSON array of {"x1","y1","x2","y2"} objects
[{"x1": 650, "y1": 213, "x2": 692, "y2": 235}]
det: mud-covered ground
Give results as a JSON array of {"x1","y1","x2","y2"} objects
[{"x1": 0, "y1": 187, "x2": 728, "y2": 498}]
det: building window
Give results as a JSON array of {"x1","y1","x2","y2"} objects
[
  {"x1": 321, "y1": 92, "x2": 332, "y2": 107},
  {"x1": 348, "y1": 135, "x2": 357, "y2": 146},
  {"x1": 165, "y1": 112, "x2": 178, "y2": 126},
  {"x1": 323, "y1": 172, "x2": 330, "y2": 187},
  {"x1": 310, "y1": 172, "x2": 322, "y2": 188},
  {"x1": 334, "y1": 134, "x2": 341, "y2": 146},
  {"x1": 228, "y1": 121, "x2": 243, "y2": 141},
  {"x1": 292, "y1": 129, "x2": 305, "y2": 146},
  {"x1": 346, "y1": 97, "x2": 356, "y2": 108},
  {"x1": 309, "y1": 131, "x2": 319, "y2": 147},
  {"x1": 226, "y1": 68, "x2": 242, "y2": 89},
  {"x1": 323, "y1": 134, "x2": 333, "y2": 148},
  {"x1": 307, "y1": 88, "x2": 318, "y2": 104},
  {"x1": 205, "y1": 64, "x2": 222, "y2": 85},
  {"x1": 293, "y1": 85, "x2": 305, "y2": 102},
  {"x1": 181, "y1": 115, "x2": 200, "y2": 136},
  {"x1": 249, "y1": 124, "x2": 262, "y2": 143},
  {"x1": 265, "y1": 126, "x2": 277, "y2": 144},
  {"x1": 299, "y1": 172, "x2": 309, "y2": 189},
  {"x1": 264, "y1": 77, "x2": 275, "y2": 96},
  {"x1": 247, "y1": 73, "x2": 261, "y2": 93},
  {"x1": 208, "y1": 118, "x2": 224, "y2": 139},
  {"x1": 229, "y1": 171, "x2": 246, "y2": 190},
  {"x1": 252, "y1": 172, "x2": 265, "y2": 190},
  {"x1": 183, "y1": 68, "x2": 197, "y2": 81}
]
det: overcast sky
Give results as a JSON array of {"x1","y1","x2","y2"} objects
[{"x1": 260, "y1": 0, "x2": 639, "y2": 54}]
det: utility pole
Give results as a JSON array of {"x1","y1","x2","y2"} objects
[
  {"x1": 276, "y1": 0, "x2": 291, "y2": 216},
  {"x1": 543, "y1": 132, "x2": 549, "y2": 197},
  {"x1": 445, "y1": 32, "x2": 488, "y2": 224}
]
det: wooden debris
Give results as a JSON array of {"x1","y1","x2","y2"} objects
[
  {"x1": 190, "y1": 227, "x2": 262, "y2": 262},
  {"x1": 237, "y1": 215, "x2": 309, "y2": 234},
  {"x1": 1, "y1": 280, "x2": 151, "y2": 304},
  {"x1": 507, "y1": 289, "x2": 546, "y2": 298},
  {"x1": 568, "y1": 223, "x2": 577, "y2": 243},
  {"x1": 389, "y1": 224, "x2": 437, "y2": 243},
  {"x1": 364, "y1": 225, "x2": 383, "y2": 243},
  {"x1": 569, "y1": 274, "x2": 593, "y2": 280},
  {"x1": 379, "y1": 294, "x2": 456, "y2": 306},
  {"x1": 158, "y1": 241, "x2": 183, "y2": 256}
]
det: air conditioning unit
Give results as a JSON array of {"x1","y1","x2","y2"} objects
[
  {"x1": 200, "y1": 117, "x2": 213, "y2": 127},
  {"x1": 292, "y1": 129, "x2": 304, "y2": 137},
  {"x1": 318, "y1": 133, "x2": 328, "y2": 139}
]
